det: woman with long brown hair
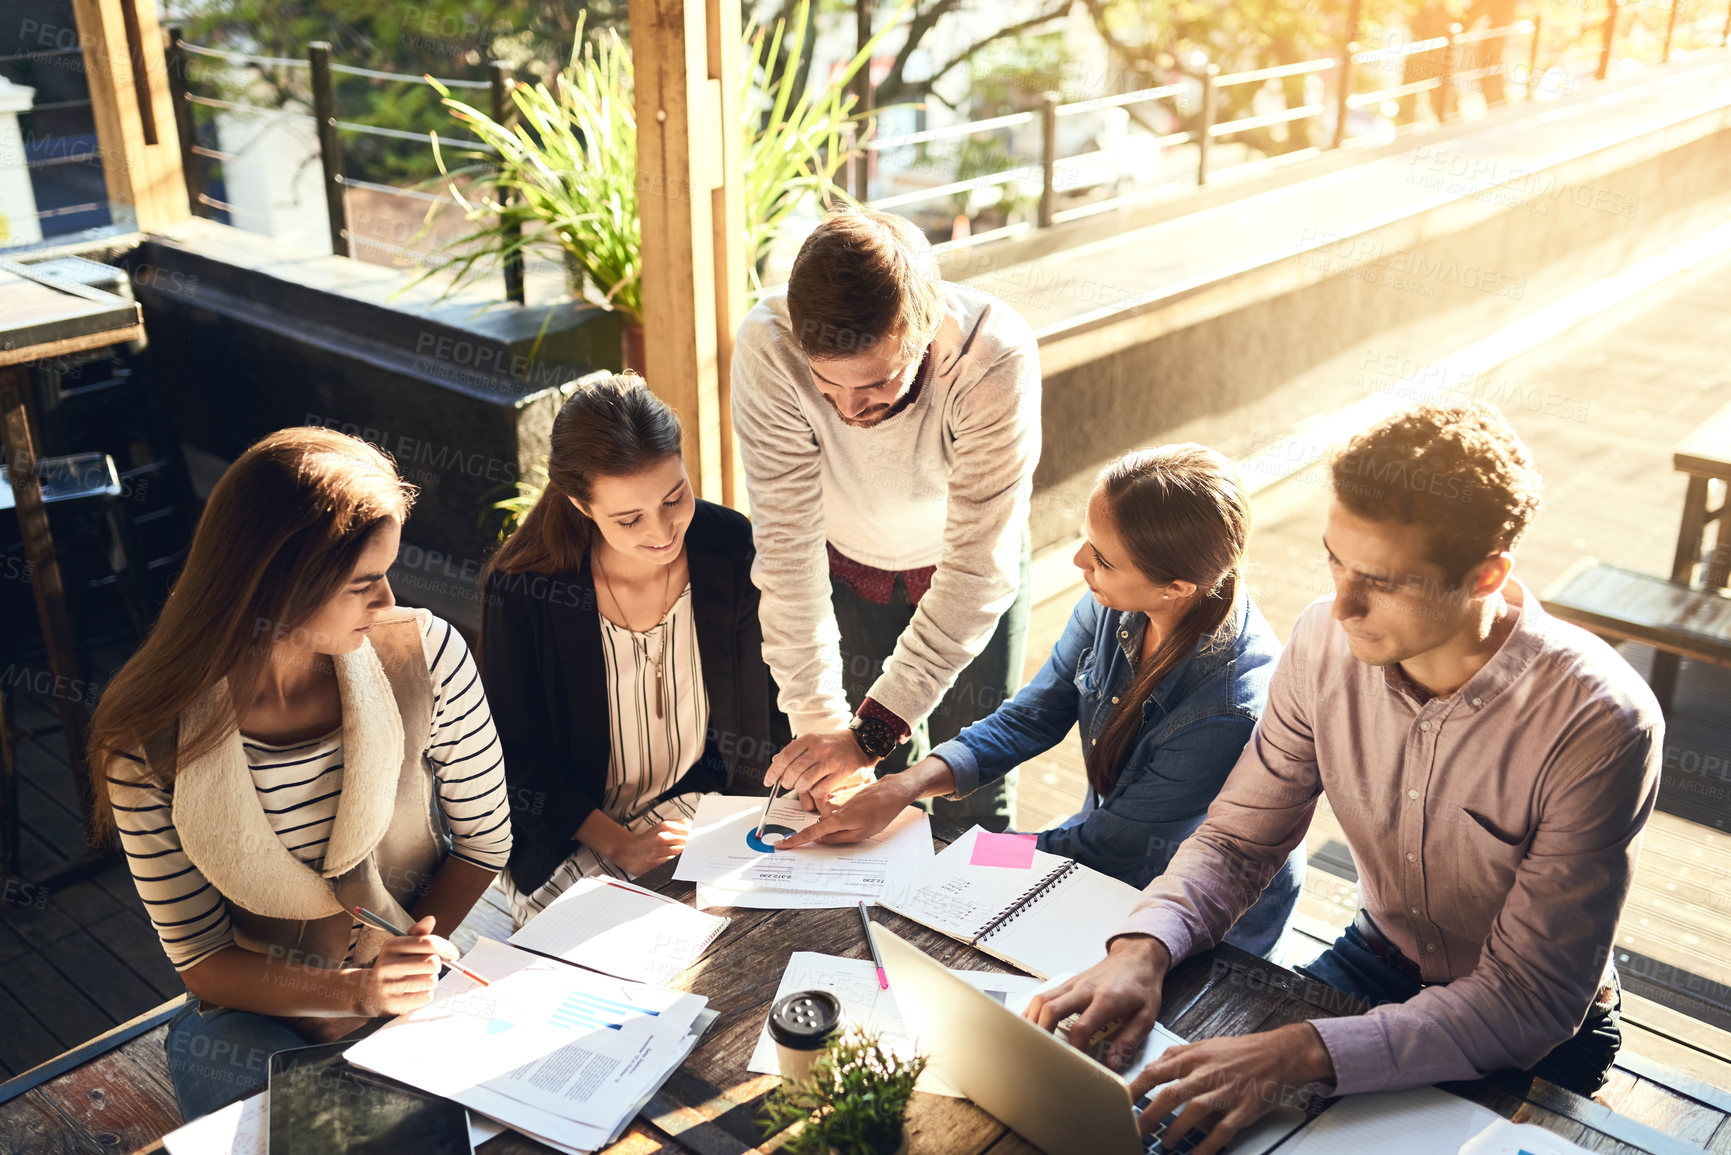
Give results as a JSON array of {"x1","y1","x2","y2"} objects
[
  {"x1": 88, "y1": 428, "x2": 510, "y2": 1121},
  {"x1": 780, "y1": 444, "x2": 1302, "y2": 955},
  {"x1": 481, "y1": 373, "x2": 785, "y2": 925}
]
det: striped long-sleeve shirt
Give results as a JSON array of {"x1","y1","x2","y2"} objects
[{"x1": 110, "y1": 612, "x2": 511, "y2": 971}]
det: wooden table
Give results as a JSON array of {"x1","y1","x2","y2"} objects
[
  {"x1": 0, "y1": 258, "x2": 143, "y2": 884},
  {"x1": 1651, "y1": 400, "x2": 1731, "y2": 708},
  {"x1": 0, "y1": 827, "x2": 1722, "y2": 1155}
]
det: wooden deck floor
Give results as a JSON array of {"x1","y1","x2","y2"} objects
[{"x1": 1010, "y1": 242, "x2": 1731, "y2": 1090}]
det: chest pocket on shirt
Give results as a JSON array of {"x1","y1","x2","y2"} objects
[
  {"x1": 1457, "y1": 806, "x2": 1532, "y2": 900},
  {"x1": 1072, "y1": 645, "x2": 1101, "y2": 699},
  {"x1": 1463, "y1": 807, "x2": 1529, "y2": 846}
]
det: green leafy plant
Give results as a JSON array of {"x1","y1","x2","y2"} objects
[
  {"x1": 414, "y1": 1, "x2": 906, "y2": 318},
  {"x1": 760, "y1": 1029, "x2": 927, "y2": 1155}
]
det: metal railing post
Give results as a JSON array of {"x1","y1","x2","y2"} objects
[
  {"x1": 1663, "y1": 0, "x2": 1680, "y2": 61},
  {"x1": 1598, "y1": 0, "x2": 1619, "y2": 80},
  {"x1": 1196, "y1": 63, "x2": 1217, "y2": 187},
  {"x1": 1526, "y1": 13, "x2": 1543, "y2": 99},
  {"x1": 308, "y1": 42, "x2": 349, "y2": 257},
  {"x1": 491, "y1": 61, "x2": 524, "y2": 305},
  {"x1": 1038, "y1": 91, "x2": 1059, "y2": 228},
  {"x1": 853, "y1": 0, "x2": 874, "y2": 201},
  {"x1": 164, "y1": 26, "x2": 204, "y2": 215},
  {"x1": 1439, "y1": 23, "x2": 1461, "y2": 122}
]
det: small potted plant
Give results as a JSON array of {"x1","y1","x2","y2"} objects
[{"x1": 761, "y1": 1028, "x2": 927, "y2": 1155}]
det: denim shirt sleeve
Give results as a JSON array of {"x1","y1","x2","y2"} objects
[
  {"x1": 1037, "y1": 714, "x2": 1256, "y2": 887},
  {"x1": 935, "y1": 593, "x2": 1098, "y2": 797}
]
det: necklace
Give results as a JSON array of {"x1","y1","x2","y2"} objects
[{"x1": 595, "y1": 550, "x2": 676, "y2": 719}]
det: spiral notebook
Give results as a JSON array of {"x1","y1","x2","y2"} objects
[{"x1": 881, "y1": 826, "x2": 1145, "y2": 979}]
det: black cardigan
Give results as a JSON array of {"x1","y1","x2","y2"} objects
[{"x1": 481, "y1": 500, "x2": 788, "y2": 895}]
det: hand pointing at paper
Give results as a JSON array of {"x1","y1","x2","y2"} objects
[{"x1": 777, "y1": 755, "x2": 958, "y2": 849}]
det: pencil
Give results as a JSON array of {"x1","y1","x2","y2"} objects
[
  {"x1": 858, "y1": 901, "x2": 888, "y2": 990},
  {"x1": 351, "y1": 905, "x2": 491, "y2": 987}
]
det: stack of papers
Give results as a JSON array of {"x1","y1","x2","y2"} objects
[
  {"x1": 746, "y1": 951, "x2": 1042, "y2": 1096},
  {"x1": 674, "y1": 794, "x2": 933, "y2": 909},
  {"x1": 345, "y1": 938, "x2": 710, "y2": 1154},
  {"x1": 508, "y1": 875, "x2": 730, "y2": 985}
]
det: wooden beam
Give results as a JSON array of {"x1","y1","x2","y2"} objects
[
  {"x1": 69, "y1": 0, "x2": 189, "y2": 232},
  {"x1": 631, "y1": 0, "x2": 724, "y2": 503},
  {"x1": 707, "y1": 0, "x2": 747, "y2": 510}
]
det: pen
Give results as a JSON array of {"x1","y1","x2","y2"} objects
[
  {"x1": 755, "y1": 778, "x2": 784, "y2": 841},
  {"x1": 351, "y1": 905, "x2": 491, "y2": 987},
  {"x1": 858, "y1": 901, "x2": 888, "y2": 990}
]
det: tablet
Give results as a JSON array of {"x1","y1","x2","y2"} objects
[{"x1": 266, "y1": 1041, "x2": 474, "y2": 1155}]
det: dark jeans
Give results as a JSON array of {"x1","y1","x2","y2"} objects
[
  {"x1": 1297, "y1": 923, "x2": 1622, "y2": 1096},
  {"x1": 831, "y1": 534, "x2": 1032, "y2": 833},
  {"x1": 166, "y1": 999, "x2": 312, "y2": 1121}
]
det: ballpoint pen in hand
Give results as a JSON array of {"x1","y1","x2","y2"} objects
[{"x1": 352, "y1": 905, "x2": 491, "y2": 987}]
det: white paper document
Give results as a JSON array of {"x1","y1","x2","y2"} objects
[
  {"x1": 1279, "y1": 1087, "x2": 1503, "y2": 1155},
  {"x1": 1458, "y1": 1118, "x2": 1596, "y2": 1155},
  {"x1": 509, "y1": 875, "x2": 729, "y2": 986},
  {"x1": 673, "y1": 793, "x2": 933, "y2": 897},
  {"x1": 746, "y1": 951, "x2": 1041, "y2": 1096},
  {"x1": 345, "y1": 938, "x2": 708, "y2": 1151},
  {"x1": 161, "y1": 1092, "x2": 264, "y2": 1155},
  {"x1": 694, "y1": 882, "x2": 876, "y2": 910}
]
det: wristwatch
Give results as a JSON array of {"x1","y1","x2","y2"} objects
[{"x1": 847, "y1": 713, "x2": 899, "y2": 762}]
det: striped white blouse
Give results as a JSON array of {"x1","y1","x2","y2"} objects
[
  {"x1": 504, "y1": 584, "x2": 709, "y2": 923},
  {"x1": 109, "y1": 612, "x2": 512, "y2": 971}
]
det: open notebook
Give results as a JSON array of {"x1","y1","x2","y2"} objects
[{"x1": 881, "y1": 826, "x2": 1144, "y2": 979}]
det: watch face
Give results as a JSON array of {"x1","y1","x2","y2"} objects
[{"x1": 852, "y1": 717, "x2": 897, "y2": 759}]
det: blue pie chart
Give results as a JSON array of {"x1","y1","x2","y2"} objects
[{"x1": 747, "y1": 824, "x2": 797, "y2": 853}]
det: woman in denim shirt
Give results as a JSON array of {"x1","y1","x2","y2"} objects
[{"x1": 782, "y1": 444, "x2": 1303, "y2": 955}]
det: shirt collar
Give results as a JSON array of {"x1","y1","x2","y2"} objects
[
  {"x1": 1379, "y1": 579, "x2": 1545, "y2": 712},
  {"x1": 1115, "y1": 596, "x2": 1248, "y2": 713}
]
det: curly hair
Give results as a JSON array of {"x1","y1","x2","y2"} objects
[{"x1": 1330, "y1": 399, "x2": 1543, "y2": 582}]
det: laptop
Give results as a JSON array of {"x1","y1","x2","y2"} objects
[{"x1": 875, "y1": 925, "x2": 1308, "y2": 1155}]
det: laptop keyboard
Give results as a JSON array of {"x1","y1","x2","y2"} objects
[{"x1": 1134, "y1": 1090, "x2": 1201, "y2": 1155}]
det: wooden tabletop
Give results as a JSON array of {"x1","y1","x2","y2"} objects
[
  {"x1": 0, "y1": 262, "x2": 141, "y2": 367},
  {"x1": 1674, "y1": 399, "x2": 1731, "y2": 479},
  {"x1": 0, "y1": 829, "x2": 1721, "y2": 1155}
]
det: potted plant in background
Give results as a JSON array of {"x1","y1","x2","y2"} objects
[
  {"x1": 413, "y1": 0, "x2": 899, "y2": 372},
  {"x1": 761, "y1": 1028, "x2": 927, "y2": 1155}
]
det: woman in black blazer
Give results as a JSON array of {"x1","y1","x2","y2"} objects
[{"x1": 480, "y1": 374, "x2": 785, "y2": 924}]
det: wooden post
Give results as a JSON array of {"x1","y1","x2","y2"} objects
[
  {"x1": 491, "y1": 62, "x2": 525, "y2": 306},
  {"x1": 1038, "y1": 92, "x2": 1059, "y2": 228},
  {"x1": 1439, "y1": 24, "x2": 1462, "y2": 123},
  {"x1": 1663, "y1": 0, "x2": 1680, "y2": 61},
  {"x1": 852, "y1": 0, "x2": 875, "y2": 202},
  {"x1": 1333, "y1": 0, "x2": 1363, "y2": 148},
  {"x1": 708, "y1": 0, "x2": 747, "y2": 509},
  {"x1": 67, "y1": 0, "x2": 190, "y2": 231},
  {"x1": 308, "y1": 43, "x2": 349, "y2": 258},
  {"x1": 632, "y1": 0, "x2": 724, "y2": 502},
  {"x1": 1598, "y1": 0, "x2": 1619, "y2": 80}
]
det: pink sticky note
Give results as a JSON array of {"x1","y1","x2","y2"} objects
[{"x1": 970, "y1": 831, "x2": 1038, "y2": 869}]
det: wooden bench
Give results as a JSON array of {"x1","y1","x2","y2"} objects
[{"x1": 1542, "y1": 558, "x2": 1731, "y2": 701}]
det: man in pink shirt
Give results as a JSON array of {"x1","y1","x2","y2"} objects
[{"x1": 1028, "y1": 400, "x2": 1661, "y2": 1154}]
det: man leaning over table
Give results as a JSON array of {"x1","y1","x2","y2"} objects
[
  {"x1": 1029, "y1": 399, "x2": 1661, "y2": 1155},
  {"x1": 731, "y1": 203, "x2": 1041, "y2": 828}
]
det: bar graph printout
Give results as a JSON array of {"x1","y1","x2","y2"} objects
[{"x1": 345, "y1": 938, "x2": 707, "y2": 1145}]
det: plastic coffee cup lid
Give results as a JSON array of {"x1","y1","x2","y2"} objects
[{"x1": 768, "y1": 989, "x2": 843, "y2": 1049}]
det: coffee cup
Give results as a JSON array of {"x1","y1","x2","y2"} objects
[{"x1": 767, "y1": 989, "x2": 843, "y2": 1082}]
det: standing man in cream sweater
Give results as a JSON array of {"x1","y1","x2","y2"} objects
[{"x1": 732, "y1": 204, "x2": 1042, "y2": 829}]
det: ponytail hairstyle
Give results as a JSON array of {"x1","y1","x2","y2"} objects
[
  {"x1": 1084, "y1": 444, "x2": 1251, "y2": 797},
  {"x1": 87, "y1": 428, "x2": 416, "y2": 835},
  {"x1": 482, "y1": 373, "x2": 684, "y2": 581}
]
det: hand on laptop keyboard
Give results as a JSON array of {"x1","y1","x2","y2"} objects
[{"x1": 1134, "y1": 1087, "x2": 1204, "y2": 1155}]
